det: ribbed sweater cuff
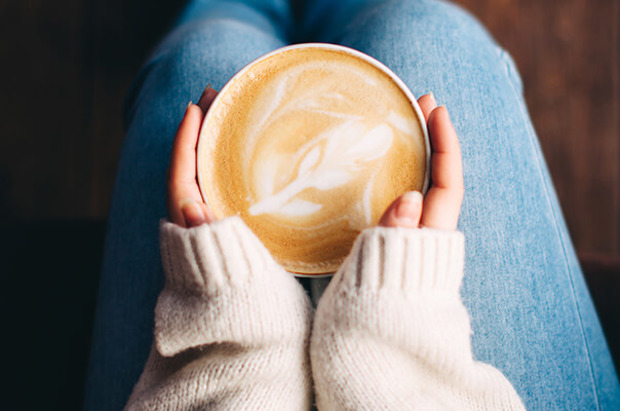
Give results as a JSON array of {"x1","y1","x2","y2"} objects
[
  {"x1": 314, "y1": 226, "x2": 468, "y2": 369},
  {"x1": 333, "y1": 226, "x2": 465, "y2": 295},
  {"x1": 159, "y1": 217, "x2": 283, "y2": 293},
  {"x1": 157, "y1": 217, "x2": 312, "y2": 356}
]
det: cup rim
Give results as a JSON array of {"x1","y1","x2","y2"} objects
[{"x1": 197, "y1": 42, "x2": 431, "y2": 277}]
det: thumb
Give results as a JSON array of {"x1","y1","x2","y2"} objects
[
  {"x1": 180, "y1": 199, "x2": 207, "y2": 228},
  {"x1": 378, "y1": 191, "x2": 423, "y2": 228}
]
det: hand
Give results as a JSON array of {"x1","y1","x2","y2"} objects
[
  {"x1": 167, "y1": 86, "x2": 219, "y2": 227},
  {"x1": 379, "y1": 93, "x2": 464, "y2": 230}
]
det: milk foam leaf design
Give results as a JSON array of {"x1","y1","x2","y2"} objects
[
  {"x1": 310, "y1": 170, "x2": 351, "y2": 190},
  {"x1": 249, "y1": 119, "x2": 395, "y2": 217},
  {"x1": 298, "y1": 146, "x2": 321, "y2": 176},
  {"x1": 278, "y1": 199, "x2": 323, "y2": 216},
  {"x1": 342, "y1": 123, "x2": 393, "y2": 162},
  {"x1": 258, "y1": 80, "x2": 348, "y2": 141}
]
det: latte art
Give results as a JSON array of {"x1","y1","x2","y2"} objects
[
  {"x1": 198, "y1": 45, "x2": 428, "y2": 274},
  {"x1": 249, "y1": 117, "x2": 404, "y2": 216}
]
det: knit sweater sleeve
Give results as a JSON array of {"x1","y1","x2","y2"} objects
[
  {"x1": 310, "y1": 226, "x2": 525, "y2": 410},
  {"x1": 125, "y1": 217, "x2": 313, "y2": 410}
]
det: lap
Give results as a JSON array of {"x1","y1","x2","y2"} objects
[{"x1": 86, "y1": 0, "x2": 620, "y2": 409}]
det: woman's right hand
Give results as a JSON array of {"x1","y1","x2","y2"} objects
[{"x1": 379, "y1": 93, "x2": 464, "y2": 230}]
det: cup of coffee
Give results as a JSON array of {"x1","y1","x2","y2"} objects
[{"x1": 197, "y1": 43, "x2": 430, "y2": 276}]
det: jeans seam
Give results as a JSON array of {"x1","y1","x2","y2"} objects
[{"x1": 500, "y1": 50, "x2": 601, "y2": 410}]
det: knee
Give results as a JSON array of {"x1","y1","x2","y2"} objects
[
  {"x1": 338, "y1": 0, "x2": 524, "y2": 93},
  {"x1": 124, "y1": 18, "x2": 284, "y2": 126},
  {"x1": 160, "y1": 19, "x2": 280, "y2": 87},
  {"x1": 344, "y1": 0, "x2": 497, "y2": 50}
]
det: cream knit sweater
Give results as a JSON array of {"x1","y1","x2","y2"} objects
[{"x1": 126, "y1": 217, "x2": 525, "y2": 410}]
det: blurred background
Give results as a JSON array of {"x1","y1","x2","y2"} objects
[{"x1": 1, "y1": 0, "x2": 618, "y2": 409}]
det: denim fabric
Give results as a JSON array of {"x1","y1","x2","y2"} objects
[{"x1": 83, "y1": 1, "x2": 620, "y2": 409}]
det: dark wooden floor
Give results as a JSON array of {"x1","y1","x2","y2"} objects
[
  {"x1": 1, "y1": 0, "x2": 618, "y2": 409},
  {"x1": 0, "y1": 0, "x2": 185, "y2": 221}
]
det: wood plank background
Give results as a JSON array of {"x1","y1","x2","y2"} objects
[{"x1": 0, "y1": 0, "x2": 183, "y2": 221}]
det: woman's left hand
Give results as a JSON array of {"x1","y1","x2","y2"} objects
[{"x1": 167, "y1": 86, "x2": 219, "y2": 227}]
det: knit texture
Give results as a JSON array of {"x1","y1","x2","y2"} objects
[
  {"x1": 126, "y1": 219, "x2": 524, "y2": 410},
  {"x1": 311, "y1": 226, "x2": 525, "y2": 410},
  {"x1": 125, "y1": 217, "x2": 313, "y2": 410}
]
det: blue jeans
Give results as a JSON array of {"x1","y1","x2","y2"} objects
[{"x1": 84, "y1": 0, "x2": 620, "y2": 409}]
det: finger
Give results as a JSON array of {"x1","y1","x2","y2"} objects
[
  {"x1": 181, "y1": 199, "x2": 207, "y2": 227},
  {"x1": 169, "y1": 103, "x2": 203, "y2": 183},
  {"x1": 421, "y1": 106, "x2": 464, "y2": 230},
  {"x1": 174, "y1": 185, "x2": 218, "y2": 228},
  {"x1": 378, "y1": 191, "x2": 423, "y2": 228},
  {"x1": 427, "y1": 106, "x2": 463, "y2": 190},
  {"x1": 167, "y1": 103, "x2": 204, "y2": 226},
  {"x1": 417, "y1": 93, "x2": 438, "y2": 122},
  {"x1": 197, "y1": 85, "x2": 218, "y2": 114}
]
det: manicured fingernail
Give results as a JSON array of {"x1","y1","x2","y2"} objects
[
  {"x1": 429, "y1": 92, "x2": 437, "y2": 106},
  {"x1": 395, "y1": 191, "x2": 422, "y2": 223}
]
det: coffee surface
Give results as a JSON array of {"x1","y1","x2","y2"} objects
[{"x1": 199, "y1": 47, "x2": 427, "y2": 274}]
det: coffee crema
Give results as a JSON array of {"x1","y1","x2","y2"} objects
[{"x1": 198, "y1": 45, "x2": 428, "y2": 274}]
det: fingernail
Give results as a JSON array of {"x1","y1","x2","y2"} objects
[
  {"x1": 199, "y1": 84, "x2": 212, "y2": 100},
  {"x1": 186, "y1": 100, "x2": 193, "y2": 110},
  {"x1": 395, "y1": 191, "x2": 422, "y2": 223},
  {"x1": 429, "y1": 92, "x2": 437, "y2": 105}
]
